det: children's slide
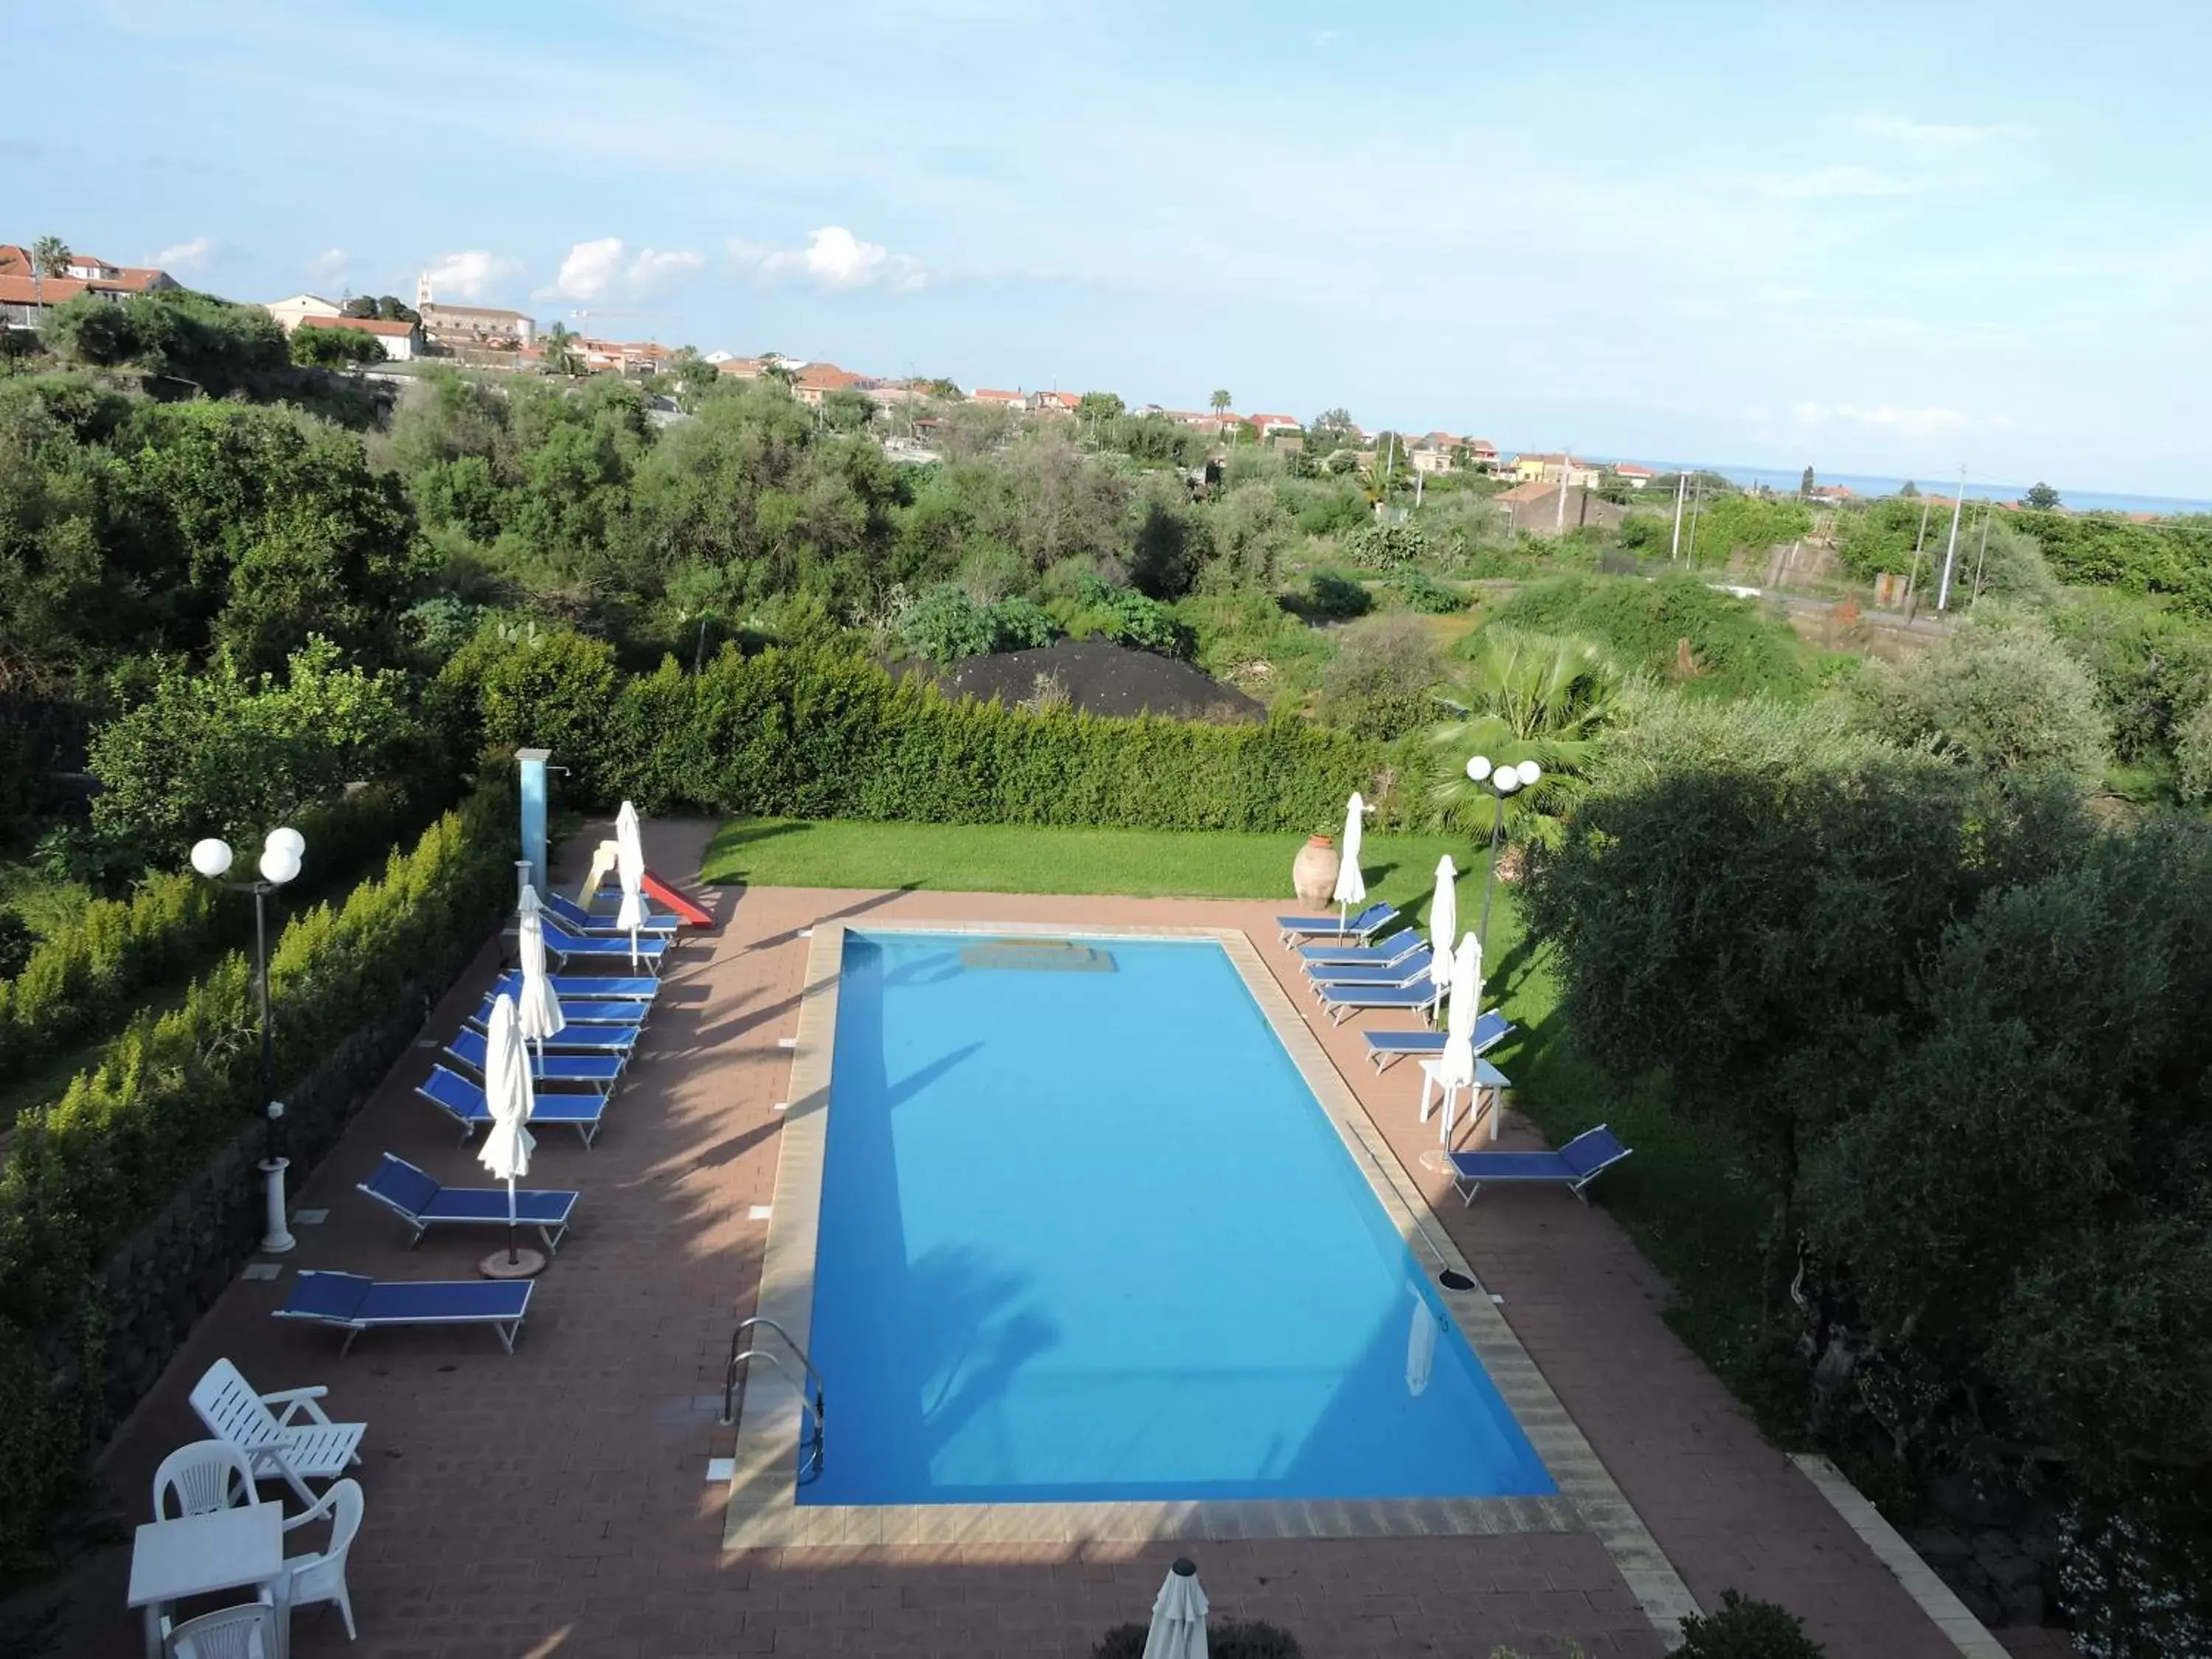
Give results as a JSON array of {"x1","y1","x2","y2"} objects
[
  {"x1": 642, "y1": 871, "x2": 712, "y2": 926},
  {"x1": 573, "y1": 838, "x2": 714, "y2": 926}
]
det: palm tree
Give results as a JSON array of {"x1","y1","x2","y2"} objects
[
  {"x1": 1427, "y1": 630, "x2": 1625, "y2": 847},
  {"x1": 30, "y1": 236, "x2": 71, "y2": 276},
  {"x1": 1209, "y1": 388, "x2": 1232, "y2": 430},
  {"x1": 540, "y1": 321, "x2": 580, "y2": 377}
]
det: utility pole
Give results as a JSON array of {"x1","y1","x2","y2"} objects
[
  {"x1": 1935, "y1": 465, "x2": 1968, "y2": 612},
  {"x1": 1969, "y1": 506, "x2": 1994, "y2": 607},
  {"x1": 1669, "y1": 470, "x2": 1686, "y2": 561},
  {"x1": 1685, "y1": 476, "x2": 1705, "y2": 563},
  {"x1": 1902, "y1": 494, "x2": 1934, "y2": 623},
  {"x1": 1554, "y1": 451, "x2": 1570, "y2": 535}
]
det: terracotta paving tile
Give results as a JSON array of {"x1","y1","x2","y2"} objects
[{"x1": 49, "y1": 819, "x2": 1980, "y2": 1659}]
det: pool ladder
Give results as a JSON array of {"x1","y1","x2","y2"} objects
[{"x1": 720, "y1": 1316, "x2": 827, "y2": 1481}]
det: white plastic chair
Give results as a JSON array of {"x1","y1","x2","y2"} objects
[
  {"x1": 280, "y1": 1476, "x2": 364, "y2": 1640},
  {"x1": 189, "y1": 1357, "x2": 366, "y2": 1507},
  {"x1": 152, "y1": 1439, "x2": 259, "y2": 1520},
  {"x1": 161, "y1": 1597, "x2": 279, "y2": 1658}
]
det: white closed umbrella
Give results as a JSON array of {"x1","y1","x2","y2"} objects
[
  {"x1": 1406, "y1": 1287, "x2": 1437, "y2": 1397},
  {"x1": 1438, "y1": 931, "x2": 1482, "y2": 1148},
  {"x1": 478, "y1": 993, "x2": 537, "y2": 1267},
  {"x1": 1331, "y1": 792, "x2": 1368, "y2": 932},
  {"x1": 614, "y1": 800, "x2": 649, "y2": 967},
  {"x1": 1141, "y1": 1558, "x2": 1208, "y2": 1659},
  {"x1": 1426, "y1": 854, "x2": 1458, "y2": 1017},
  {"x1": 515, "y1": 886, "x2": 566, "y2": 1063}
]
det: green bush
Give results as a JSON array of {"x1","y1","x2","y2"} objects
[
  {"x1": 1303, "y1": 570, "x2": 1372, "y2": 620},
  {"x1": 1068, "y1": 577, "x2": 1197, "y2": 659},
  {"x1": 591, "y1": 644, "x2": 1399, "y2": 832},
  {"x1": 1851, "y1": 612, "x2": 2110, "y2": 778},
  {"x1": 0, "y1": 782, "x2": 439, "y2": 1079},
  {"x1": 1343, "y1": 519, "x2": 1430, "y2": 569},
  {"x1": 289, "y1": 325, "x2": 387, "y2": 368},
  {"x1": 1489, "y1": 573, "x2": 1812, "y2": 699},
  {"x1": 1676, "y1": 1590, "x2": 1826, "y2": 1658},
  {"x1": 0, "y1": 914, "x2": 33, "y2": 981},
  {"x1": 88, "y1": 637, "x2": 420, "y2": 863},
  {"x1": 902, "y1": 582, "x2": 999, "y2": 661},
  {"x1": 1395, "y1": 569, "x2": 1465, "y2": 613},
  {"x1": 0, "y1": 790, "x2": 513, "y2": 1568},
  {"x1": 1093, "y1": 1618, "x2": 1301, "y2": 1659}
]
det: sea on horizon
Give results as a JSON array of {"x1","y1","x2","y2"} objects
[{"x1": 1601, "y1": 462, "x2": 2211, "y2": 518}]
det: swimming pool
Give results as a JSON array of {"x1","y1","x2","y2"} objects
[{"x1": 801, "y1": 929, "x2": 1555, "y2": 1507}]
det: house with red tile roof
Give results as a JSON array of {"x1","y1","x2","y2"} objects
[
  {"x1": 0, "y1": 241, "x2": 180, "y2": 328},
  {"x1": 298, "y1": 313, "x2": 423, "y2": 360},
  {"x1": 1248, "y1": 414, "x2": 1303, "y2": 437},
  {"x1": 970, "y1": 387, "x2": 1026, "y2": 408},
  {"x1": 1610, "y1": 462, "x2": 1658, "y2": 489},
  {"x1": 1028, "y1": 389, "x2": 1081, "y2": 415}
]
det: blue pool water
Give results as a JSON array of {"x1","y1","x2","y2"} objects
[{"x1": 801, "y1": 931, "x2": 1555, "y2": 1506}]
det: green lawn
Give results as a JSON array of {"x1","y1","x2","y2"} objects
[
  {"x1": 707, "y1": 813, "x2": 1789, "y2": 1447},
  {"x1": 703, "y1": 818, "x2": 1486, "y2": 919}
]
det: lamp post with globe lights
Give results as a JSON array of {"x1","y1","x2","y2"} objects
[
  {"x1": 1464, "y1": 755, "x2": 1543, "y2": 954},
  {"x1": 189, "y1": 827, "x2": 305, "y2": 1255}
]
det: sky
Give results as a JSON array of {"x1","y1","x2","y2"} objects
[{"x1": 12, "y1": 0, "x2": 2212, "y2": 498}]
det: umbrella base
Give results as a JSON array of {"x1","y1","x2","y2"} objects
[
  {"x1": 1417, "y1": 1149, "x2": 1457, "y2": 1175},
  {"x1": 480, "y1": 1248, "x2": 548, "y2": 1280}
]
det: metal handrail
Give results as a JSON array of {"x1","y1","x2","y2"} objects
[{"x1": 720, "y1": 1317, "x2": 827, "y2": 1479}]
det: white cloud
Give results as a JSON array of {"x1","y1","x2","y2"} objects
[
  {"x1": 730, "y1": 226, "x2": 925, "y2": 291},
  {"x1": 1856, "y1": 114, "x2": 2013, "y2": 149},
  {"x1": 307, "y1": 247, "x2": 348, "y2": 282},
  {"x1": 152, "y1": 235, "x2": 217, "y2": 272},
  {"x1": 421, "y1": 248, "x2": 518, "y2": 301},
  {"x1": 1753, "y1": 166, "x2": 1915, "y2": 201},
  {"x1": 544, "y1": 236, "x2": 625, "y2": 301},
  {"x1": 540, "y1": 237, "x2": 704, "y2": 300},
  {"x1": 629, "y1": 246, "x2": 704, "y2": 288},
  {"x1": 1791, "y1": 401, "x2": 1975, "y2": 439}
]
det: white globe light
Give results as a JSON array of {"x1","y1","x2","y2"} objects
[
  {"x1": 265, "y1": 827, "x2": 305, "y2": 861},
  {"x1": 189, "y1": 838, "x2": 234, "y2": 880},
  {"x1": 1464, "y1": 755, "x2": 1492, "y2": 782},
  {"x1": 1494, "y1": 773, "x2": 1522, "y2": 796},
  {"x1": 259, "y1": 845, "x2": 302, "y2": 886},
  {"x1": 1516, "y1": 759, "x2": 1543, "y2": 787}
]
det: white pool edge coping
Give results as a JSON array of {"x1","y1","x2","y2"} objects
[{"x1": 723, "y1": 918, "x2": 1698, "y2": 1645}]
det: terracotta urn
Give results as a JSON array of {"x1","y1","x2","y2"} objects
[{"x1": 1293, "y1": 835, "x2": 1340, "y2": 905}]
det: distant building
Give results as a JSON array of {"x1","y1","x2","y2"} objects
[
  {"x1": 1495, "y1": 479, "x2": 1627, "y2": 537},
  {"x1": 413, "y1": 273, "x2": 537, "y2": 349},
  {"x1": 0, "y1": 242, "x2": 180, "y2": 328},
  {"x1": 1611, "y1": 463, "x2": 1658, "y2": 490},
  {"x1": 298, "y1": 313, "x2": 422, "y2": 361},
  {"x1": 1028, "y1": 389, "x2": 1080, "y2": 416},
  {"x1": 970, "y1": 387, "x2": 1026, "y2": 408},
  {"x1": 793, "y1": 362, "x2": 865, "y2": 405},
  {"x1": 1512, "y1": 451, "x2": 1603, "y2": 489},
  {"x1": 1248, "y1": 414, "x2": 1303, "y2": 439},
  {"x1": 1806, "y1": 484, "x2": 1856, "y2": 506},
  {"x1": 261, "y1": 293, "x2": 345, "y2": 333}
]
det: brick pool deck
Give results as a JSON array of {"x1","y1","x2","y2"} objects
[{"x1": 60, "y1": 821, "x2": 1972, "y2": 1659}]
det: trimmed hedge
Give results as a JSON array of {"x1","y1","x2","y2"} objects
[
  {"x1": 451, "y1": 636, "x2": 1415, "y2": 832},
  {"x1": 0, "y1": 789, "x2": 513, "y2": 1571},
  {"x1": 0, "y1": 782, "x2": 443, "y2": 1079}
]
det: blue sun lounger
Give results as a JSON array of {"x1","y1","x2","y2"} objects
[
  {"x1": 357, "y1": 1154, "x2": 579, "y2": 1253},
  {"x1": 1449, "y1": 1125, "x2": 1632, "y2": 1206},
  {"x1": 493, "y1": 971, "x2": 659, "y2": 1002},
  {"x1": 276, "y1": 1270, "x2": 535, "y2": 1355},
  {"x1": 445, "y1": 1026, "x2": 627, "y2": 1086},
  {"x1": 1315, "y1": 981, "x2": 1443, "y2": 1023},
  {"x1": 1306, "y1": 956, "x2": 1441, "y2": 990},
  {"x1": 540, "y1": 919, "x2": 671, "y2": 967},
  {"x1": 416, "y1": 1065, "x2": 608, "y2": 1147},
  {"x1": 1275, "y1": 902, "x2": 1394, "y2": 949},
  {"x1": 462, "y1": 1007, "x2": 642, "y2": 1051},
  {"x1": 543, "y1": 891, "x2": 682, "y2": 936},
  {"x1": 1364, "y1": 1012, "x2": 1514, "y2": 1072},
  {"x1": 471, "y1": 995, "x2": 647, "y2": 1029},
  {"x1": 1297, "y1": 928, "x2": 1425, "y2": 967}
]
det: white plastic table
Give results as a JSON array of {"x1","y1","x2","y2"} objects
[
  {"x1": 1418, "y1": 1055, "x2": 1510, "y2": 1144},
  {"x1": 128, "y1": 1500, "x2": 285, "y2": 1658}
]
